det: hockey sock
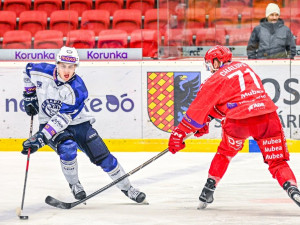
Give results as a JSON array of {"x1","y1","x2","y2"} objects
[
  {"x1": 268, "y1": 160, "x2": 297, "y2": 187},
  {"x1": 107, "y1": 163, "x2": 131, "y2": 191},
  {"x1": 60, "y1": 158, "x2": 79, "y2": 185},
  {"x1": 208, "y1": 152, "x2": 232, "y2": 185}
]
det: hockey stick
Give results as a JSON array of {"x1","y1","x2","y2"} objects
[
  {"x1": 45, "y1": 133, "x2": 193, "y2": 209},
  {"x1": 16, "y1": 115, "x2": 34, "y2": 220}
]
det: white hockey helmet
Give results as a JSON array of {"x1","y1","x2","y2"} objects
[{"x1": 56, "y1": 46, "x2": 79, "y2": 65}]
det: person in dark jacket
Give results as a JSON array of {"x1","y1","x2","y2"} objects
[{"x1": 247, "y1": 3, "x2": 296, "y2": 59}]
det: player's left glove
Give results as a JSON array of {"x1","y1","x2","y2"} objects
[
  {"x1": 168, "y1": 126, "x2": 187, "y2": 154},
  {"x1": 22, "y1": 131, "x2": 48, "y2": 155},
  {"x1": 23, "y1": 91, "x2": 39, "y2": 116}
]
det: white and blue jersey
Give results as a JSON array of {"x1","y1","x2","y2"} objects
[{"x1": 23, "y1": 62, "x2": 95, "y2": 140}]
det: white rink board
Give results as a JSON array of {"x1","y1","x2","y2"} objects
[{"x1": 0, "y1": 60, "x2": 300, "y2": 139}]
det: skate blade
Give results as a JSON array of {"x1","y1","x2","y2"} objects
[
  {"x1": 139, "y1": 199, "x2": 149, "y2": 205},
  {"x1": 292, "y1": 194, "x2": 300, "y2": 207},
  {"x1": 197, "y1": 201, "x2": 208, "y2": 210}
]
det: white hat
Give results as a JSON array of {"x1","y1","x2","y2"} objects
[{"x1": 266, "y1": 3, "x2": 280, "y2": 17}]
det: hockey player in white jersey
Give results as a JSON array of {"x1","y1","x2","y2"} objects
[{"x1": 21, "y1": 46, "x2": 146, "y2": 203}]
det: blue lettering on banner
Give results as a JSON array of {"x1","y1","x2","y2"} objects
[
  {"x1": 87, "y1": 51, "x2": 128, "y2": 60},
  {"x1": 5, "y1": 94, "x2": 134, "y2": 113},
  {"x1": 15, "y1": 51, "x2": 55, "y2": 60}
]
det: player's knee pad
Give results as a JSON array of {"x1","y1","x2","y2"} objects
[
  {"x1": 97, "y1": 153, "x2": 118, "y2": 172},
  {"x1": 257, "y1": 135, "x2": 290, "y2": 164},
  {"x1": 84, "y1": 127, "x2": 110, "y2": 165},
  {"x1": 57, "y1": 139, "x2": 78, "y2": 161}
]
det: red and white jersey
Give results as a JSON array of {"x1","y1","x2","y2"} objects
[{"x1": 182, "y1": 61, "x2": 277, "y2": 130}]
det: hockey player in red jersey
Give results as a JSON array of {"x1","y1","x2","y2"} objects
[{"x1": 168, "y1": 45, "x2": 300, "y2": 209}]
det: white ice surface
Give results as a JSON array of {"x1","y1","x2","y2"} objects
[{"x1": 1, "y1": 152, "x2": 300, "y2": 225}]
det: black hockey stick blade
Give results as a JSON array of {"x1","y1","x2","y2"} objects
[{"x1": 45, "y1": 196, "x2": 73, "y2": 209}]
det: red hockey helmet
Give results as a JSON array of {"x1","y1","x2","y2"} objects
[{"x1": 204, "y1": 45, "x2": 232, "y2": 71}]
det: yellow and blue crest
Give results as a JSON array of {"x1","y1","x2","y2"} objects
[{"x1": 147, "y1": 72, "x2": 201, "y2": 132}]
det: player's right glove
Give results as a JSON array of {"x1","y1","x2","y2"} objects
[
  {"x1": 22, "y1": 131, "x2": 48, "y2": 155},
  {"x1": 23, "y1": 91, "x2": 39, "y2": 116},
  {"x1": 194, "y1": 116, "x2": 212, "y2": 138},
  {"x1": 168, "y1": 126, "x2": 187, "y2": 154}
]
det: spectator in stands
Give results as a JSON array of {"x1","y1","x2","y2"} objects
[{"x1": 247, "y1": 3, "x2": 296, "y2": 59}]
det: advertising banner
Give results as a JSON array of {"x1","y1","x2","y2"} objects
[
  {"x1": 0, "y1": 49, "x2": 142, "y2": 61},
  {"x1": 0, "y1": 60, "x2": 300, "y2": 151}
]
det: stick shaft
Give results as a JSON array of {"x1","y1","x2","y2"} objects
[{"x1": 20, "y1": 115, "x2": 34, "y2": 211}]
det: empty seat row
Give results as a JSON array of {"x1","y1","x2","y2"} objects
[
  {"x1": 1, "y1": 29, "x2": 159, "y2": 57},
  {"x1": 1, "y1": 0, "x2": 155, "y2": 16},
  {"x1": 0, "y1": 28, "x2": 259, "y2": 49},
  {"x1": 1, "y1": 0, "x2": 300, "y2": 17},
  {"x1": 2, "y1": 28, "x2": 300, "y2": 57},
  {"x1": 2, "y1": 7, "x2": 300, "y2": 38}
]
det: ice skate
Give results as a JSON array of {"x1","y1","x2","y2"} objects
[
  {"x1": 69, "y1": 181, "x2": 86, "y2": 201},
  {"x1": 283, "y1": 181, "x2": 300, "y2": 207},
  {"x1": 122, "y1": 186, "x2": 147, "y2": 204},
  {"x1": 197, "y1": 178, "x2": 216, "y2": 210}
]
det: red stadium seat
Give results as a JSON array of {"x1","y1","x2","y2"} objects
[
  {"x1": 0, "y1": 11, "x2": 17, "y2": 37},
  {"x1": 50, "y1": 10, "x2": 79, "y2": 36},
  {"x1": 112, "y1": 9, "x2": 142, "y2": 34},
  {"x1": 208, "y1": 8, "x2": 239, "y2": 29},
  {"x1": 280, "y1": 8, "x2": 292, "y2": 22},
  {"x1": 290, "y1": 20, "x2": 300, "y2": 36},
  {"x1": 34, "y1": 0, "x2": 62, "y2": 17},
  {"x1": 95, "y1": 0, "x2": 123, "y2": 16},
  {"x1": 188, "y1": 0, "x2": 216, "y2": 12},
  {"x1": 98, "y1": 29, "x2": 128, "y2": 48},
  {"x1": 195, "y1": 28, "x2": 226, "y2": 46},
  {"x1": 130, "y1": 29, "x2": 160, "y2": 57},
  {"x1": 64, "y1": 0, "x2": 93, "y2": 17},
  {"x1": 226, "y1": 27, "x2": 251, "y2": 45},
  {"x1": 34, "y1": 30, "x2": 64, "y2": 49},
  {"x1": 184, "y1": 8, "x2": 206, "y2": 31},
  {"x1": 297, "y1": 32, "x2": 300, "y2": 45},
  {"x1": 19, "y1": 11, "x2": 47, "y2": 36},
  {"x1": 159, "y1": 0, "x2": 185, "y2": 13},
  {"x1": 3, "y1": 0, "x2": 31, "y2": 17},
  {"x1": 283, "y1": 8, "x2": 300, "y2": 31},
  {"x1": 81, "y1": 10, "x2": 110, "y2": 34},
  {"x1": 144, "y1": 9, "x2": 170, "y2": 35},
  {"x1": 285, "y1": 0, "x2": 300, "y2": 8},
  {"x1": 240, "y1": 7, "x2": 265, "y2": 28},
  {"x1": 66, "y1": 30, "x2": 95, "y2": 48},
  {"x1": 252, "y1": 0, "x2": 283, "y2": 8},
  {"x1": 220, "y1": 0, "x2": 251, "y2": 9},
  {"x1": 126, "y1": 0, "x2": 154, "y2": 15},
  {"x1": 3, "y1": 30, "x2": 32, "y2": 49},
  {"x1": 164, "y1": 29, "x2": 193, "y2": 46}
]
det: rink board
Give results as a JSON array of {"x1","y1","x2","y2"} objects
[
  {"x1": 0, "y1": 60, "x2": 300, "y2": 152},
  {"x1": 1, "y1": 138, "x2": 300, "y2": 153}
]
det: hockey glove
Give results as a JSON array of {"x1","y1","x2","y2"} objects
[
  {"x1": 23, "y1": 91, "x2": 39, "y2": 116},
  {"x1": 194, "y1": 116, "x2": 212, "y2": 138},
  {"x1": 168, "y1": 126, "x2": 187, "y2": 154},
  {"x1": 22, "y1": 131, "x2": 48, "y2": 155},
  {"x1": 194, "y1": 125, "x2": 209, "y2": 137}
]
